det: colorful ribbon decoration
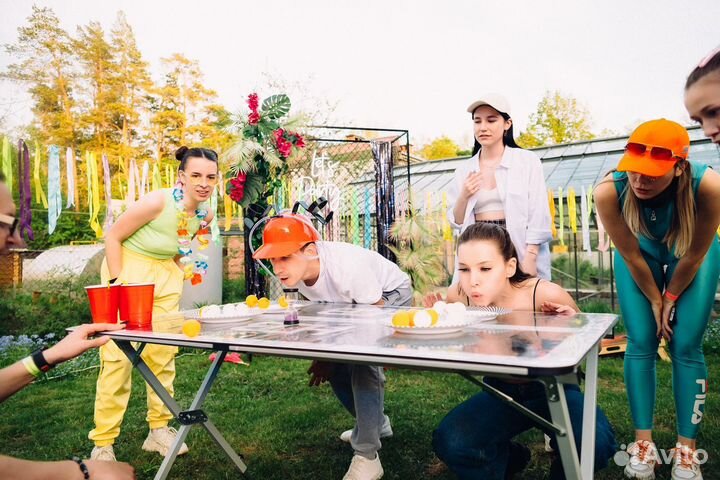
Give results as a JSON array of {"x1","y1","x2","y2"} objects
[
  {"x1": 65, "y1": 148, "x2": 75, "y2": 208},
  {"x1": 127, "y1": 158, "x2": 137, "y2": 205},
  {"x1": 33, "y1": 141, "x2": 48, "y2": 208},
  {"x1": 567, "y1": 187, "x2": 577, "y2": 234},
  {"x1": 558, "y1": 187, "x2": 565, "y2": 245},
  {"x1": 152, "y1": 162, "x2": 162, "y2": 192},
  {"x1": 18, "y1": 140, "x2": 33, "y2": 241},
  {"x1": 140, "y1": 160, "x2": 149, "y2": 197},
  {"x1": 87, "y1": 152, "x2": 102, "y2": 238},
  {"x1": 223, "y1": 178, "x2": 233, "y2": 231},
  {"x1": 2, "y1": 137, "x2": 12, "y2": 192},
  {"x1": 547, "y1": 189, "x2": 557, "y2": 239},
  {"x1": 350, "y1": 188, "x2": 359, "y2": 245},
  {"x1": 442, "y1": 191, "x2": 452, "y2": 241},
  {"x1": 581, "y1": 186, "x2": 591, "y2": 253},
  {"x1": 102, "y1": 154, "x2": 113, "y2": 232},
  {"x1": 47, "y1": 146, "x2": 62, "y2": 234},
  {"x1": 209, "y1": 182, "x2": 219, "y2": 242}
]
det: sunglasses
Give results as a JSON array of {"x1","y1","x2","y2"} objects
[
  {"x1": 0, "y1": 213, "x2": 18, "y2": 236},
  {"x1": 625, "y1": 142, "x2": 684, "y2": 162},
  {"x1": 181, "y1": 172, "x2": 219, "y2": 187}
]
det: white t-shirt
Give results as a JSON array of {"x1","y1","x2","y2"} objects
[{"x1": 297, "y1": 241, "x2": 412, "y2": 304}]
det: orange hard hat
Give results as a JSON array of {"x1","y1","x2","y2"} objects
[
  {"x1": 617, "y1": 119, "x2": 690, "y2": 177},
  {"x1": 252, "y1": 214, "x2": 321, "y2": 260}
]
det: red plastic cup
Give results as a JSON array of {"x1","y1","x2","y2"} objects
[
  {"x1": 85, "y1": 284, "x2": 121, "y2": 323},
  {"x1": 119, "y1": 283, "x2": 155, "y2": 330}
]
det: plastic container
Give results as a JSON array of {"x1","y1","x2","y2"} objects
[
  {"x1": 119, "y1": 283, "x2": 155, "y2": 330},
  {"x1": 85, "y1": 284, "x2": 121, "y2": 323}
]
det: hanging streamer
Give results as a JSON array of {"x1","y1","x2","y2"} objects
[
  {"x1": 164, "y1": 164, "x2": 170, "y2": 188},
  {"x1": 33, "y1": 142, "x2": 48, "y2": 208},
  {"x1": 548, "y1": 189, "x2": 557, "y2": 238},
  {"x1": 567, "y1": 187, "x2": 577, "y2": 234},
  {"x1": 152, "y1": 162, "x2": 162, "y2": 192},
  {"x1": 65, "y1": 148, "x2": 75, "y2": 207},
  {"x1": 47, "y1": 146, "x2": 62, "y2": 234},
  {"x1": 597, "y1": 200, "x2": 609, "y2": 252},
  {"x1": 558, "y1": 187, "x2": 565, "y2": 245},
  {"x1": 127, "y1": 158, "x2": 137, "y2": 205},
  {"x1": 581, "y1": 186, "x2": 591, "y2": 253},
  {"x1": 442, "y1": 192, "x2": 452, "y2": 241},
  {"x1": 87, "y1": 152, "x2": 102, "y2": 238},
  {"x1": 140, "y1": 161, "x2": 149, "y2": 197},
  {"x1": 210, "y1": 182, "x2": 220, "y2": 242},
  {"x1": 18, "y1": 140, "x2": 33, "y2": 241},
  {"x1": 2, "y1": 137, "x2": 13, "y2": 192},
  {"x1": 102, "y1": 154, "x2": 113, "y2": 231},
  {"x1": 350, "y1": 189, "x2": 359, "y2": 245},
  {"x1": 363, "y1": 187, "x2": 371, "y2": 248},
  {"x1": 223, "y1": 179, "x2": 233, "y2": 231}
]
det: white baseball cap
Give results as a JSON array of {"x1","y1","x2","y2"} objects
[{"x1": 467, "y1": 93, "x2": 511, "y2": 116}]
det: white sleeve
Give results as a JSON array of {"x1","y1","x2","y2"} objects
[
  {"x1": 525, "y1": 152, "x2": 553, "y2": 245},
  {"x1": 447, "y1": 168, "x2": 465, "y2": 230}
]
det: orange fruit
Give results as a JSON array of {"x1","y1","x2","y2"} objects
[
  {"x1": 278, "y1": 296, "x2": 289, "y2": 308},
  {"x1": 246, "y1": 294, "x2": 258, "y2": 308},
  {"x1": 391, "y1": 311, "x2": 411, "y2": 327},
  {"x1": 257, "y1": 297, "x2": 271, "y2": 309},
  {"x1": 182, "y1": 319, "x2": 201, "y2": 337}
]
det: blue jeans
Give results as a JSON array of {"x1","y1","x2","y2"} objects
[{"x1": 433, "y1": 377, "x2": 617, "y2": 480}]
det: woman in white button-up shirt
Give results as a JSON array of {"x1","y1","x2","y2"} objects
[{"x1": 447, "y1": 94, "x2": 552, "y2": 280}]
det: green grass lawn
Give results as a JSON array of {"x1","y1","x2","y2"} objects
[{"x1": 1, "y1": 351, "x2": 718, "y2": 479}]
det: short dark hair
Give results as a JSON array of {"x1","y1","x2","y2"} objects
[{"x1": 174, "y1": 146, "x2": 219, "y2": 171}]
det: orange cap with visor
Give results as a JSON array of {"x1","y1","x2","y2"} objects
[
  {"x1": 252, "y1": 214, "x2": 321, "y2": 260},
  {"x1": 616, "y1": 119, "x2": 690, "y2": 177}
]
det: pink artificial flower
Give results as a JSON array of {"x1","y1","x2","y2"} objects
[
  {"x1": 247, "y1": 93, "x2": 259, "y2": 113},
  {"x1": 229, "y1": 173, "x2": 247, "y2": 202}
]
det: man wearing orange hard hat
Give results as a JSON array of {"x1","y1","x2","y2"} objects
[{"x1": 253, "y1": 213, "x2": 411, "y2": 480}]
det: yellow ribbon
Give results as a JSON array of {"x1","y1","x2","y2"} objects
[
  {"x1": 152, "y1": 163, "x2": 162, "y2": 192},
  {"x1": 567, "y1": 187, "x2": 577, "y2": 233},
  {"x1": 548, "y1": 189, "x2": 557, "y2": 239},
  {"x1": 441, "y1": 192, "x2": 452, "y2": 240},
  {"x1": 558, "y1": 187, "x2": 565, "y2": 245},
  {"x1": 88, "y1": 152, "x2": 102, "y2": 238},
  {"x1": 224, "y1": 180, "x2": 233, "y2": 231},
  {"x1": 34, "y1": 142, "x2": 48, "y2": 208}
]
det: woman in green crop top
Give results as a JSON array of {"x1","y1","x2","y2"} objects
[
  {"x1": 88, "y1": 146, "x2": 218, "y2": 462},
  {"x1": 595, "y1": 119, "x2": 720, "y2": 480}
]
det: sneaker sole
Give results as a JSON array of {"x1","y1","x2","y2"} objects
[
  {"x1": 624, "y1": 464, "x2": 656, "y2": 480},
  {"x1": 142, "y1": 438, "x2": 189, "y2": 456}
]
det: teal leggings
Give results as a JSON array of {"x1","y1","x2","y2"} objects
[{"x1": 614, "y1": 238, "x2": 720, "y2": 439}]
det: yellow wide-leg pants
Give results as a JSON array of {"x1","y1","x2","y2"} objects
[{"x1": 89, "y1": 247, "x2": 184, "y2": 447}]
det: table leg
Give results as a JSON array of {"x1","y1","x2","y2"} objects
[
  {"x1": 581, "y1": 341, "x2": 600, "y2": 479},
  {"x1": 114, "y1": 341, "x2": 247, "y2": 479},
  {"x1": 544, "y1": 377, "x2": 582, "y2": 479}
]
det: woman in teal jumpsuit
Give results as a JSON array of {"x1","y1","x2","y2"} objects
[{"x1": 595, "y1": 118, "x2": 720, "y2": 480}]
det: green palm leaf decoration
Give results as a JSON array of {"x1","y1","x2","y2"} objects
[{"x1": 261, "y1": 94, "x2": 291, "y2": 120}]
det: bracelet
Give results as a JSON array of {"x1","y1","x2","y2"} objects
[
  {"x1": 72, "y1": 456, "x2": 90, "y2": 480},
  {"x1": 31, "y1": 348, "x2": 54, "y2": 373},
  {"x1": 21, "y1": 356, "x2": 41, "y2": 377},
  {"x1": 664, "y1": 290, "x2": 679, "y2": 302}
]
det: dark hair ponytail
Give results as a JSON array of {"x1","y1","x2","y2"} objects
[
  {"x1": 686, "y1": 47, "x2": 720, "y2": 90},
  {"x1": 458, "y1": 222, "x2": 532, "y2": 286},
  {"x1": 470, "y1": 111, "x2": 521, "y2": 156},
  {"x1": 175, "y1": 146, "x2": 219, "y2": 171}
]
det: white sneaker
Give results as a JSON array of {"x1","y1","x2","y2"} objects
[
  {"x1": 142, "y1": 426, "x2": 189, "y2": 456},
  {"x1": 342, "y1": 454, "x2": 383, "y2": 480},
  {"x1": 340, "y1": 416, "x2": 393, "y2": 443},
  {"x1": 671, "y1": 443, "x2": 703, "y2": 480},
  {"x1": 90, "y1": 445, "x2": 116, "y2": 462},
  {"x1": 624, "y1": 440, "x2": 658, "y2": 479}
]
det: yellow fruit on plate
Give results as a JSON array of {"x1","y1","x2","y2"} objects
[
  {"x1": 182, "y1": 319, "x2": 201, "y2": 337},
  {"x1": 278, "y1": 296, "x2": 289, "y2": 308},
  {"x1": 257, "y1": 297, "x2": 271, "y2": 309},
  {"x1": 246, "y1": 294, "x2": 258, "y2": 307},
  {"x1": 427, "y1": 309, "x2": 439, "y2": 326},
  {"x1": 407, "y1": 309, "x2": 417, "y2": 327},
  {"x1": 392, "y1": 311, "x2": 411, "y2": 327}
]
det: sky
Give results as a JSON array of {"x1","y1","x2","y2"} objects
[{"x1": 1, "y1": 0, "x2": 719, "y2": 148}]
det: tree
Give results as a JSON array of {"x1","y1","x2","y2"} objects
[
  {"x1": 420, "y1": 136, "x2": 460, "y2": 160},
  {"x1": 516, "y1": 91, "x2": 595, "y2": 147},
  {"x1": 2, "y1": 6, "x2": 78, "y2": 148}
]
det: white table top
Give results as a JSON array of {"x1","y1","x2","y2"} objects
[{"x1": 95, "y1": 303, "x2": 618, "y2": 377}]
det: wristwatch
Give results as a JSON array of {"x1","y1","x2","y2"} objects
[{"x1": 30, "y1": 349, "x2": 55, "y2": 373}]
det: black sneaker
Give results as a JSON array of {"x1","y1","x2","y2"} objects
[{"x1": 505, "y1": 441, "x2": 532, "y2": 480}]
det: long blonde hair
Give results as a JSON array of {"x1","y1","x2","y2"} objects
[{"x1": 618, "y1": 161, "x2": 695, "y2": 257}]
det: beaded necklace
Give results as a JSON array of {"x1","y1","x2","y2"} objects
[{"x1": 173, "y1": 186, "x2": 210, "y2": 285}]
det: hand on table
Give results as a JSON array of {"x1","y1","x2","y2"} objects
[
  {"x1": 422, "y1": 292, "x2": 444, "y2": 308},
  {"x1": 44, "y1": 323, "x2": 125, "y2": 366},
  {"x1": 540, "y1": 301, "x2": 575, "y2": 316}
]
